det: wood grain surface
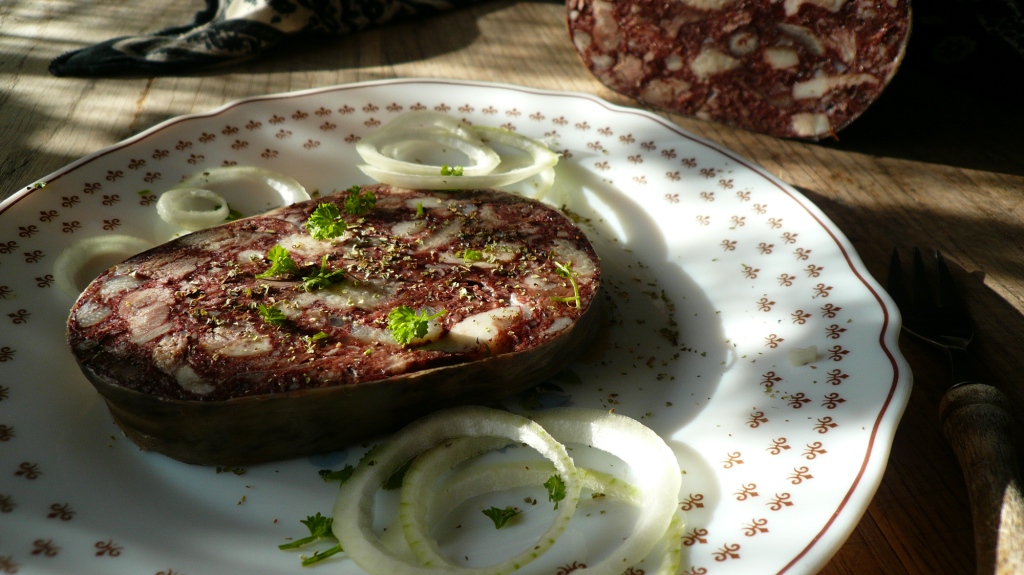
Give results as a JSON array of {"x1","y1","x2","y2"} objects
[{"x1": 2, "y1": 0, "x2": 1023, "y2": 573}]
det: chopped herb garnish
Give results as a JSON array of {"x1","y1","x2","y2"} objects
[
  {"x1": 257, "y1": 303, "x2": 287, "y2": 327},
  {"x1": 440, "y1": 165, "x2": 464, "y2": 176},
  {"x1": 278, "y1": 512, "x2": 343, "y2": 566},
  {"x1": 387, "y1": 305, "x2": 446, "y2": 346},
  {"x1": 256, "y1": 245, "x2": 299, "y2": 279},
  {"x1": 482, "y1": 506, "x2": 521, "y2": 529},
  {"x1": 459, "y1": 249, "x2": 483, "y2": 262},
  {"x1": 415, "y1": 202, "x2": 425, "y2": 218},
  {"x1": 544, "y1": 474, "x2": 566, "y2": 510},
  {"x1": 302, "y1": 331, "x2": 330, "y2": 353},
  {"x1": 319, "y1": 465, "x2": 354, "y2": 484},
  {"x1": 343, "y1": 185, "x2": 376, "y2": 215},
  {"x1": 550, "y1": 261, "x2": 582, "y2": 308},
  {"x1": 306, "y1": 203, "x2": 347, "y2": 240},
  {"x1": 302, "y1": 255, "x2": 345, "y2": 291}
]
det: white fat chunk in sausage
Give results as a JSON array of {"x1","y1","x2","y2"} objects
[
  {"x1": 764, "y1": 46, "x2": 800, "y2": 69},
  {"x1": 543, "y1": 316, "x2": 574, "y2": 336},
  {"x1": 391, "y1": 220, "x2": 427, "y2": 238},
  {"x1": 591, "y1": 53, "x2": 615, "y2": 71},
  {"x1": 200, "y1": 323, "x2": 273, "y2": 357},
  {"x1": 728, "y1": 31, "x2": 759, "y2": 56},
  {"x1": 237, "y1": 249, "x2": 264, "y2": 264},
  {"x1": 198, "y1": 229, "x2": 265, "y2": 253},
  {"x1": 827, "y1": 29, "x2": 859, "y2": 66},
  {"x1": 792, "y1": 73, "x2": 878, "y2": 99},
  {"x1": 659, "y1": 13, "x2": 703, "y2": 38},
  {"x1": 278, "y1": 233, "x2": 336, "y2": 261},
  {"x1": 439, "y1": 251, "x2": 498, "y2": 269},
  {"x1": 689, "y1": 48, "x2": 740, "y2": 79},
  {"x1": 152, "y1": 333, "x2": 188, "y2": 374},
  {"x1": 74, "y1": 301, "x2": 111, "y2": 328},
  {"x1": 175, "y1": 365, "x2": 215, "y2": 396},
  {"x1": 591, "y1": 0, "x2": 622, "y2": 52},
  {"x1": 350, "y1": 322, "x2": 394, "y2": 346},
  {"x1": 776, "y1": 23, "x2": 825, "y2": 56},
  {"x1": 175, "y1": 226, "x2": 232, "y2": 248},
  {"x1": 642, "y1": 78, "x2": 692, "y2": 106},
  {"x1": 426, "y1": 306, "x2": 522, "y2": 353},
  {"x1": 121, "y1": 287, "x2": 174, "y2": 344},
  {"x1": 551, "y1": 239, "x2": 597, "y2": 280},
  {"x1": 289, "y1": 281, "x2": 391, "y2": 312},
  {"x1": 97, "y1": 274, "x2": 144, "y2": 298},
  {"x1": 613, "y1": 54, "x2": 645, "y2": 84},
  {"x1": 783, "y1": 0, "x2": 849, "y2": 16},
  {"x1": 143, "y1": 255, "x2": 206, "y2": 281},
  {"x1": 416, "y1": 219, "x2": 462, "y2": 252},
  {"x1": 790, "y1": 113, "x2": 832, "y2": 137}
]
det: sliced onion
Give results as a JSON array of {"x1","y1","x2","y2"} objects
[
  {"x1": 329, "y1": 406, "x2": 683, "y2": 575},
  {"x1": 54, "y1": 235, "x2": 155, "y2": 298},
  {"x1": 420, "y1": 457, "x2": 683, "y2": 575},
  {"x1": 172, "y1": 166, "x2": 310, "y2": 216},
  {"x1": 156, "y1": 188, "x2": 230, "y2": 231},
  {"x1": 530, "y1": 408, "x2": 681, "y2": 575},
  {"x1": 358, "y1": 128, "x2": 500, "y2": 177},
  {"x1": 331, "y1": 405, "x2": 581, "y2": 575},
  {"x1": 355, "y1": 112, "x2": 559, "y2": 192}
]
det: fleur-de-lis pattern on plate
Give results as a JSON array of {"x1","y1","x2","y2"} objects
[{"x1": 0, "y1": 80, "x2": 906, "y2": 575}]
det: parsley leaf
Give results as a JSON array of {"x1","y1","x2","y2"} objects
[
  {"x1": 459, "y1": 249, "x2": 483, "y2": 262},
  {"x1": 302, "y1": 331, "x2": 330, "y2": 353},
  {"x1": 386, "y1": 305, "x2": 446, "y2": 346},
  {"x1": 302, "y1": 255, "x2": 345, "y2": 291},
  {"x1": 306, "y1": 203, "x2": 347, "y2": 240},
  {"x1": 550, "y1": 261, "x2": 582, "y2": 308},
  {"x1": 256, "y1": 245, "x2": 299, "y2": 279},
  {"x1": 343, "y1": 185, "x2": 376, "y2": 215},
  {"x1": 482, "y1": 506, "x2": 521, "y2": 529},
  {"x1": 440, "y1": 165, "x2": 464, "y2": 176},
  {"x1": 544, "y1": 474, "x2": 567, "y2": 510},
  {"x1": 278, "y1": 512, "x2": 344, "y2": 566},
  {"x1": 257, "y1": 303, "x2": 287, "y2": 327},
  {"x1": 318, "y1": 465, "x2": 354, "y2": 484}
]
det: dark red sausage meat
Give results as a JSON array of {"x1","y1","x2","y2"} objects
[
  {"x1": 567, "y1": 0, "x2": 912, "y2": 139},
  {"x1": 66, "y1": 185, "x2": 601, "y2": 464}
]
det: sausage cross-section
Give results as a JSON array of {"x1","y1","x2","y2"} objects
[
  {"x1": 567, "y1": 0, "x2": 911, "y2": 139},
  {"x1": 66, "y1": 185, "x2": 601, "y2": 465}
]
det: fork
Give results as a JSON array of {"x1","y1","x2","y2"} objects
[{"x1": 888, "y1": 248, "x2": 1024, "y2": 574}]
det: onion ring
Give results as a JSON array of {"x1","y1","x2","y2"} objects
[
  {"x1": 156, "y1": 188, "x2": 230, "y2": 231},
  {"x1": 355, "y1": 112, "x2": 559, "y2": 193},
  {"x1": 331, "y1": 405, "x2": 581, "y2": 575},
  {"x1": 53, "y1": 235, "x2": 155, "y2": 298}
]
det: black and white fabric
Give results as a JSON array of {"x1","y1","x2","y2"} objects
[{"x1": 49, "y1": 0, "x2": 486, "y2": 77}]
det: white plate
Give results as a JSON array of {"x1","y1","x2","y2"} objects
[{"x1": 0, "y1": 79, "x2": 910, "y2": 575}]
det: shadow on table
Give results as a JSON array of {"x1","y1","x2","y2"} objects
[
  {"x1": 820, "y1": 0, "x2": 1024, "y2": 177},
  {"x1": 241, "y1": 0, "x2": 510, "y2": 75}
]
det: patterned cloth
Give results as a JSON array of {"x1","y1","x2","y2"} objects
[{"x1": 49, "y1": 0, "x2": 486, "y2": 77}]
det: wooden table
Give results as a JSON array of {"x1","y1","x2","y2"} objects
[{"x1": 2, "y1": 1, "x2": 1022, "y2": 573}]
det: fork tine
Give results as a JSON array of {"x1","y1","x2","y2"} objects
[
  {"x1": 910, "y1": 247, "x2": 941, "y2": 334},
  {"x1": 934, "y1": 250, "x2": 973, "y2": 339}
]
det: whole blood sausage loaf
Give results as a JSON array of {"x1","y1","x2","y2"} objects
[
  {"x1": 66, "y1": 185, "x2": 601, "y2": 464},
  {"x1": 567, "y1": 0, "x2": 912, "y2": 139}
]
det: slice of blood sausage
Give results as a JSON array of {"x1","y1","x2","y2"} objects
[{"x1": 566, "y1": 0, "x2": 912, "y2": 140}]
